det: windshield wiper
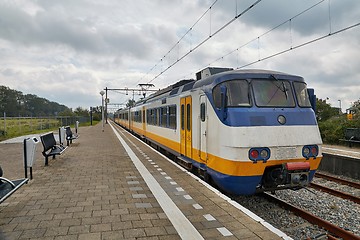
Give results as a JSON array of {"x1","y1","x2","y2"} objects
[{"x1": 270, "y1": 75, "x2": 288, "y2": 99}]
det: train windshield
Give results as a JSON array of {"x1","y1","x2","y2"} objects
[
  {"x1": 213, "y1": 80, "x2": 251, "y2": 108},
  {"x1": 293, "y1": 82, "x2": 312, "y2": 107},
  {"x1": 252, "y1": 79, "x2": 295, "y2": 107}
]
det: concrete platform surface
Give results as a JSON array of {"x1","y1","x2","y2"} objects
[{"x1": 0, "y1": 122, "x2": 288, "y2": 240}]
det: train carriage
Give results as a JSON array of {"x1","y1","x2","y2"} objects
[{"x1": 114, "y1": 67, "x2": 322, "y2": 195}]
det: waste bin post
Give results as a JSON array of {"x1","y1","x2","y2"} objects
[
  {"x1": 23, "y1": 137, "x2": 39, "y2": 180},
  {"x1": 23, "y1": 138, "x2": 28, "y2": 179}
]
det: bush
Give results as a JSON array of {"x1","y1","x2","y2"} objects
[{"x1": 318, "y1": 115, "x2": 360, "y2": 144}]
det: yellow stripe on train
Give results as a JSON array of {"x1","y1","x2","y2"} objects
[{"x1": 127, "y1": 123, "x2": 322, "y2": 177}]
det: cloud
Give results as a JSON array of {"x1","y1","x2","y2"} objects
[{"x1": 0, "y1": 0, "x2": 359, "y2": 112}]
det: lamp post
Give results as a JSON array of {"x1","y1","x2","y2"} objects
[
  {"x1": 100, "y1": 90, "x2": 105, "y2": 132},
  {"x1": 338, "y1": 99, "x2": 342, "y2": 114}
]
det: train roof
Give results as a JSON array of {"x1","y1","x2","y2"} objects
[{"x1": 134, "y1": 68, "x2": 304, "y2": 106}]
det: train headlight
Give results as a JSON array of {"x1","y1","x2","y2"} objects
[
  {"x1": 277, "y1": 115, "x2": 286, "y2": 125},
  {"x1": 260, "y1": 149, "x2": 269, "y2": 159},
  {"x1": 249, "y1": 147, "x2": 270, "y2": 163},
  {"x1": 302, "y1": 145, "x2": 318, "y2": 159},
  {"x1": 303, "y1": 147, "x2": 310, "y2": 157}
]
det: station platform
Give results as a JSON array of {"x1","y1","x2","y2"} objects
[
  {"x1": 0, "y1": 122, "x2": 289, "y2": 240},
  {"x1": 322, "y1": 144, "x2": 360, "y2": 159}
]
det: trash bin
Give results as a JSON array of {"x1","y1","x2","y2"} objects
[
  {"x1": 75, "y1": 121, "x2": 79, "y2": 135},
  {"x1": 23, "y1": 137, "x2": 39, "y2": 179},
  {"x1": 59, "y1": 126, "x2": 66, "y2": 146}
]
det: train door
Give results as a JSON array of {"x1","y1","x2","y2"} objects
[
  {"x1": 199, "y1": 95, "x2": 207, "y2": 162},
  {"x1": 180, "y1": 96, "x2": 192, "y2": 158},
  {"x1": 142, "y1": 107, "x2": 146, "y2": 137}
]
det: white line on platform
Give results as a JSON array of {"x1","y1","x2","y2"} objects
[{"x1": 110, "y1": 123, "x2": 204, "y2": 240}]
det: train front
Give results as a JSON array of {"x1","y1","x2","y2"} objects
[{"x1": 205, "y1": 70, "x2": 323, "y2": 195}]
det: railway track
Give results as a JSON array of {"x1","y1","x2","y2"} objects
[
  {"x1": 261, "y1": 192, "x2": 360, "y2": 240},
  {"x1": 310, "y1": 182, "x2": 360, "y2": 204},
  {"x1": 315, "y1": 172, "x2": 360, "y2": 189}
]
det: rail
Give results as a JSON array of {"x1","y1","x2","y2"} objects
[
  {"x1": 261, "y1": 193, "x2": 360, "y2": 240},
  {"x1": 310, "y1": 182, "x2": 360, "y2": 204},
  {"x1": 315, "y1": 172, "x2": 360, "y2": 189}
]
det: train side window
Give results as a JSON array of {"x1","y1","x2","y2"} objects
[
  {"x1": 213, "y1": 85, "x2": 221, "y2": 108},
  {"x1": 186, "y1": 104, "x2": 191, "y2": 131},
  {"x1": 200, "y1": 103, "x2": 206, "y2": 122},
  {"x1": 181, "y1": 104, "x2": 185, "y2": 130},
  {"x1": 154, "y1": 109, "x2": 158, "y2": 125},
  {"x1": 169, "y1": 105, "x2": 177, "y2": 129},
  {"x1": 161, "y1": 107, "x2": 167, "y2": 127}
]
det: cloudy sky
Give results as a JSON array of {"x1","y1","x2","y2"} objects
[{"x1": 0, "y1": 0, "x2": 359, "y2": 112}]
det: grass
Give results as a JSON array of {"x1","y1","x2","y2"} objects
[{"x1": 0, "y1": 118, "x2": 95, "y2": 142}]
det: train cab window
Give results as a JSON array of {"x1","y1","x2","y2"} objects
[
  {"x1": 252, "y1": 79, "x2": 295, "y2": 107},
  {"x1": 293, "y1": 82, "x2": 312, "y2": 107},
  {"x1": 212, "y1": 80, "x2": 251, "y2": 108},
  {"x1": 200, "y1": 103, "x2": 206, "y2": 122}
]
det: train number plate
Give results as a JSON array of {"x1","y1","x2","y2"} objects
[{"x1": 275, "y1": 147, "x2": 297, "y2": 159}]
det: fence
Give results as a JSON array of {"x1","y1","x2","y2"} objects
[{"x1": 0, "y1": 115, "x2": 90, "y2": 141}]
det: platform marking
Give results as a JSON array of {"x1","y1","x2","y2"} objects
[
  {"x1": 193, "y1": 204, "x2": 203, "y2": 210},
  {"x1": 127, "y1": 181, "x2": 139, "y2": 185},
  {"x1": 126, "y1": 176, "x2": 137, "y2": 179},
  {"x1": 110, "y1": 123, "x2": 204, "y2": 240},
  {"x1": 217, "y1": 227, "x2": 233, "y2": 237},
  {"x1": 132, "y1": 194, "x2": 147, "y2": 199},
  {"x1": 203, "y1": 214, "x2": 216, "y2": 221},
  {"x1": 184, "y1": 195, "x2": 192, "y2": 200}
]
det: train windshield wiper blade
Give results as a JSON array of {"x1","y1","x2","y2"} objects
[{"x1": 270, "y1": 75, "x2": 288, "y2": 99}]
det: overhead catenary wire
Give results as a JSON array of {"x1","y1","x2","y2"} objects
[
  {"x1": 135, "y1": 0, "x2": 220, "y2": 86},
  {"x1": 135, "y1": 0, "x2": 262, "y2": 86},
  {"x1": 183, "y1": 0, "x2": 358, "y2": 81},
  {"x1": 145, "y1": 0, "x2": 262, "y2": 85}
]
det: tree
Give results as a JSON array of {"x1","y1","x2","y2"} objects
[
  {"x1": 74, "y1": 107, "x2": 89, "y2": 117},
  {"x1": 316, "y1": 98, "x2": 340, "y2": 122},
  {"x1": 126, "y1": 99, "x2": 135, "y2": 108},
  {"x1": 0, "y1": 85, "x2": 71, "y2": 117}
]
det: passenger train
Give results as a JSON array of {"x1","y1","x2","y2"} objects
[{"x1": 114, "y1": 67, "x2": 323, "y2": 195}]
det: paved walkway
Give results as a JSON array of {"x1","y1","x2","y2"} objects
[{"x1": 0, "y1": 123, "x2": 286, "y2": 239}]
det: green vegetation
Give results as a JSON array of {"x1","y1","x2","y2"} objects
[
  {"x1": 317, "y1": 99, "x2": 360, "y2": 144},
  {"x1": 0, "y1": 85, "x2": 105, "y2": 141}
]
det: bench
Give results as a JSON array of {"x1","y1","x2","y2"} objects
[
  {"x1": 340, "y1": 128, "x2": 360, "y2": 147},
  {"x1": 0, "y1": 165, "x2": 28, "y2": 204},
  {"x1": 65, "y1": 126, "x2": 78, "y2": 146},
  {"x1": 40, "y1": 132, "x2": 67, "y2": 166}
]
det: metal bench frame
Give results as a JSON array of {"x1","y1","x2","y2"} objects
[
  {"x1": 65, "y1": 126, "x2": 78, "y2": 146},
  {"x1": 40, "y1": 132, "x2": 67, "y2": 166}
]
